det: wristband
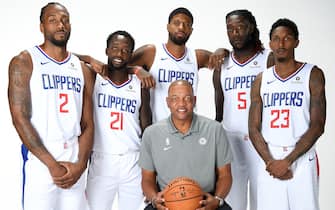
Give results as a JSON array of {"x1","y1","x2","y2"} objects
[{"x1": 214, "y1": 195, "x2": 224, "y2": 207}]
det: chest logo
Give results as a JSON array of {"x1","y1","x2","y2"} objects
[{"x1": 198, "y1": 137, "x2": 207, "y2": 145}]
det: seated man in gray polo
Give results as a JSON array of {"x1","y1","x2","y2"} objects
[{"x1": 139, "y1": 79, "x2": 233, "y2": 210}]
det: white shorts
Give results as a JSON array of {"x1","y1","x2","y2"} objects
[
  {"x1": 22, "y1": 138, "x2": 87, "y2": 210},
  {"x1": 225, "y1": 131, "x2": 261, "y2": 210},
  {"x1": 86, "y1": 151, "x2": 145, "y2": 210},
  {"x1": 257, "y1": 145, "x2": 319, "y2": 210}
]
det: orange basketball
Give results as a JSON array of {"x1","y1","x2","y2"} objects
[{"x1": 163, "y1": 177, "x2": 203, "y2": 210}]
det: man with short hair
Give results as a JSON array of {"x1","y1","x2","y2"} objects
[
  {"x1": 249, "y1": 18, "x2": 326, "y2": 210},
  {"x1": 139, "y1": 80, "x2": 233, "y2": 210},
  {"x1": 86, "y1": 30, "x2": 152, "y2": 210},
  {"x1": 8, "y1": 2, "x2": 95, "y2": 210}
]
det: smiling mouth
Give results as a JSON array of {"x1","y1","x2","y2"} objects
[{"x1": 112, "y1": 58, "x2": 122, "y2": 63}]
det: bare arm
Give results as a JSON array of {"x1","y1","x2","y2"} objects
[
  {"x1": 248, "y1": 73, "x2": 273, "y2": 164},
  {"x1": 128, "y1": 66, "x2": 156, "y2": 88},
  {"x1": 199, "y1": 165, "x2": 232, "y2": 210},
  {"x1": 129, "y1": 44, "x2": 156, "y2": 70},
  {"x1": 139, "y1": 88, "x2": 152, "y2": 132},
  {"x1": 213, "y1": 68, "x2": 224, "y2": 122},
  {"x1": 128, "y1": 45, "x2": 156, "y2": 88},
  {"x1": 284, "y1": 66, "x2": 326, "y2": 164},
  {"x1": 77, "y1": 62, "x2": 95, "y2": 169},
  {"x1": 74, "y1": 53, "x2": 105, "y2": 74},
  {"x1": 142, "y1": 169, "x2": 166, "y2": 209},
  {"x1": 195, "y1": 49, "x2": 212, "y2": 69},
  {"x1": 8, "y1": 51, "x2": 66, "y2": 177},
  {"x1": 209, "y1": 48, "x2": 230, "y2": 70},
  {"x1": 54, "y1": 62, "x2": 95, "y2": 188},
  {"x1": 214, "y1": 165, "x2": 232, "y2": 199}
]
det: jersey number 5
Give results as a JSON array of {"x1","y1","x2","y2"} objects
[
  {"x1": 237, "y1": 92, "x2": 247, "y2": 109},
  {"x1": 270, "y1": 109, "x2": 290, "y2": 128},
  {"x1": 110, "y1": 112, "x2": 124, "y2": 130}
]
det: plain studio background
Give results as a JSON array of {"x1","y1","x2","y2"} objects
[{"x1": 1, "y1": 0, "x2": 334, "y2": 209}]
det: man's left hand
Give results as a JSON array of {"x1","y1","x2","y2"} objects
[
  {"x1": 197, "y1": 192, "x2": 219, "y2": 210},
  {"x1": 266, "y1": 159, "x2": 292, "y2": 179},
  {"x1": 52, "y1": 161, "x2": 85, "y2": 189}
]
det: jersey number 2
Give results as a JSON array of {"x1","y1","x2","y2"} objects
[
  {"x1": 59, "y1": 93, "x2": 69, "y2": 113},
  {"x1": 110, "y1": 112, "x2": 123, "y2": 130},
  {"x1": 270, "y1": 109, "x2": 290, "y2": 128}
]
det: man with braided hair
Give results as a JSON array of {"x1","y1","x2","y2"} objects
[{"x1": 213, "y1": 9, "x2": 273, "y2": 210}]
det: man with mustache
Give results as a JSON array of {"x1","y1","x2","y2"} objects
[
  {"x1": 130, "y1": 7, "x2": 226, "y2": 123},
  {"x1": 213, "y1": 9, "x2": 273, "y2": 210},
  {"x1": 86, "y1": 30, "x2": 152, "y2": 210},
  {"x1": 249, "y1": 18, "x2": 326, "y2": 210},
  {"x1": 8, "y1": 2, "x2": 95, "y2": 210}
]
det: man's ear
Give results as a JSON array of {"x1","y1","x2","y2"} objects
[
  {"x1": 40, "y1": 23, "x2": 44, "y2": 34},
  {"x1": 294, "y1": 39, "x2": 299, "y2": 48},
  {"x1": 193, "y1": 96, "x2": 196, "y2": 107}
]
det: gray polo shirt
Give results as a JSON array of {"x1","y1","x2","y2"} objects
[{"x1": 139, "y1": 113, "x2": 232, "y2": 193}]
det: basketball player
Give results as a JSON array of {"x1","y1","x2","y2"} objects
[
  {"x1": 86, "y1": 30, "x2": 152, "y2": 210},
  {"x1": 8, "y1": 2, "x2": 95, "y2": 210},
  {"x1": 139, "y1": 80, "x2": 233, "y2": 210},
  {"x1": 213, "y1": 10, "x2": 273, "y2": 210},
  {"x1": 129, "y1": 7, "x2": 226, "y2": 122},
  {"x1": 249, "y1": 18, "x2": 326, "y2": 210},
  {"x1": 75, "y1": 53, "x2": 156, "y2": 89}
]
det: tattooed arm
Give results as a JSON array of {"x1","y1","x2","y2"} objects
[
  {"x1": 8, "y1": 51, "x2": 67, "y2": 178},
  {"x1": 248, "y1": 72, "x2": 273, "y2": 164},
  {"x1": 284, "y1": 66, "x2": 326, "y2": 164}
]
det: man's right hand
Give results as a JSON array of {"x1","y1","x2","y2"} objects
[{"x1": 48, "y1": 164, "x2": 67, "y2": 183}]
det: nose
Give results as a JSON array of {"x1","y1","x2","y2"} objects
[
  {"x1": 232, "y1": 28, "x2": 240, "y2": 36},
  {"x1": 56, "y1": 20, "x2": 65, "y2": 30},
  {"x1": 176, "y1": 22, "x2": 185, "y2": 30}
]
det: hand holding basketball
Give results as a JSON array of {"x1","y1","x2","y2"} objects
[{"x1": 163, "y1": 177, "x2": 203, "y2": 210}]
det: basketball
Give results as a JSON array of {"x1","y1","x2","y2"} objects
[{"x1": 162, "y1": 177, "x2": 203, "y2": 210}]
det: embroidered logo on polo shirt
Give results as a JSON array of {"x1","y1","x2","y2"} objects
[
  {"x1": 198, "y1": 137, "x2": 207, "y2": 145},
  {"x1": 163, "y1": 138, "x2": 172, "y2": 151},
  {"x1": 165, "y1": 138, "x2": 170, "y2": 146}
]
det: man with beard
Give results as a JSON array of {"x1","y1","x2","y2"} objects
[
  {"x1": 130, "y1": 7, "x2": 224, "y2": 123},
  {"x1": 86, "y1": 30, "x2": 152, "y2": 210},
  {"x1": 8, "y1": 2, "x2": 95, "y2": 210},
  {"x1": 249, "y1": 18, "x2": 326, "y2": 210},
  {"x1": 213, "y1": 10, "x2": 273, "y2": 210}
]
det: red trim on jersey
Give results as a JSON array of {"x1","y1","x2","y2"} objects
[
  {"x1": 231, "y1": 51, "x2": 259, "y2": 67},
  {"x1": 316, "y1": 152, "x2": 320, "y2": 177},
  {"x1": 36, "y1": 46, "x2": 71, "y2": 65},
  {"x1": 105, "y1": 75, "x2": 133, "y2": 88},
  {"x1": 163, "y1": 44, "x2": 187, "y2": 61},
  {"x1": 273, "y1": 63, "x2": 306, "y2": 82}
]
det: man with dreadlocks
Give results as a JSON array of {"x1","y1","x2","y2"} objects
[{"x1": 213, "y1": 9, "x2": 273, "y2": 210}]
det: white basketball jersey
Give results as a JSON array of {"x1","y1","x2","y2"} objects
[
  {"x1": 221, "y1": 50, "x2": 270, "y2": 134},
  {"x1": 260, "y1": 63, "x2": 313, "y2": 146},
  {"x1": 27, "y1": 46, "x2": 83, "y2": 142},
  {"x1": 150, "y1": 44, "x2": 198, "y2": 122},
  {"x1": 93, "y1": 74, "x2": 142, "y2": 154}
]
